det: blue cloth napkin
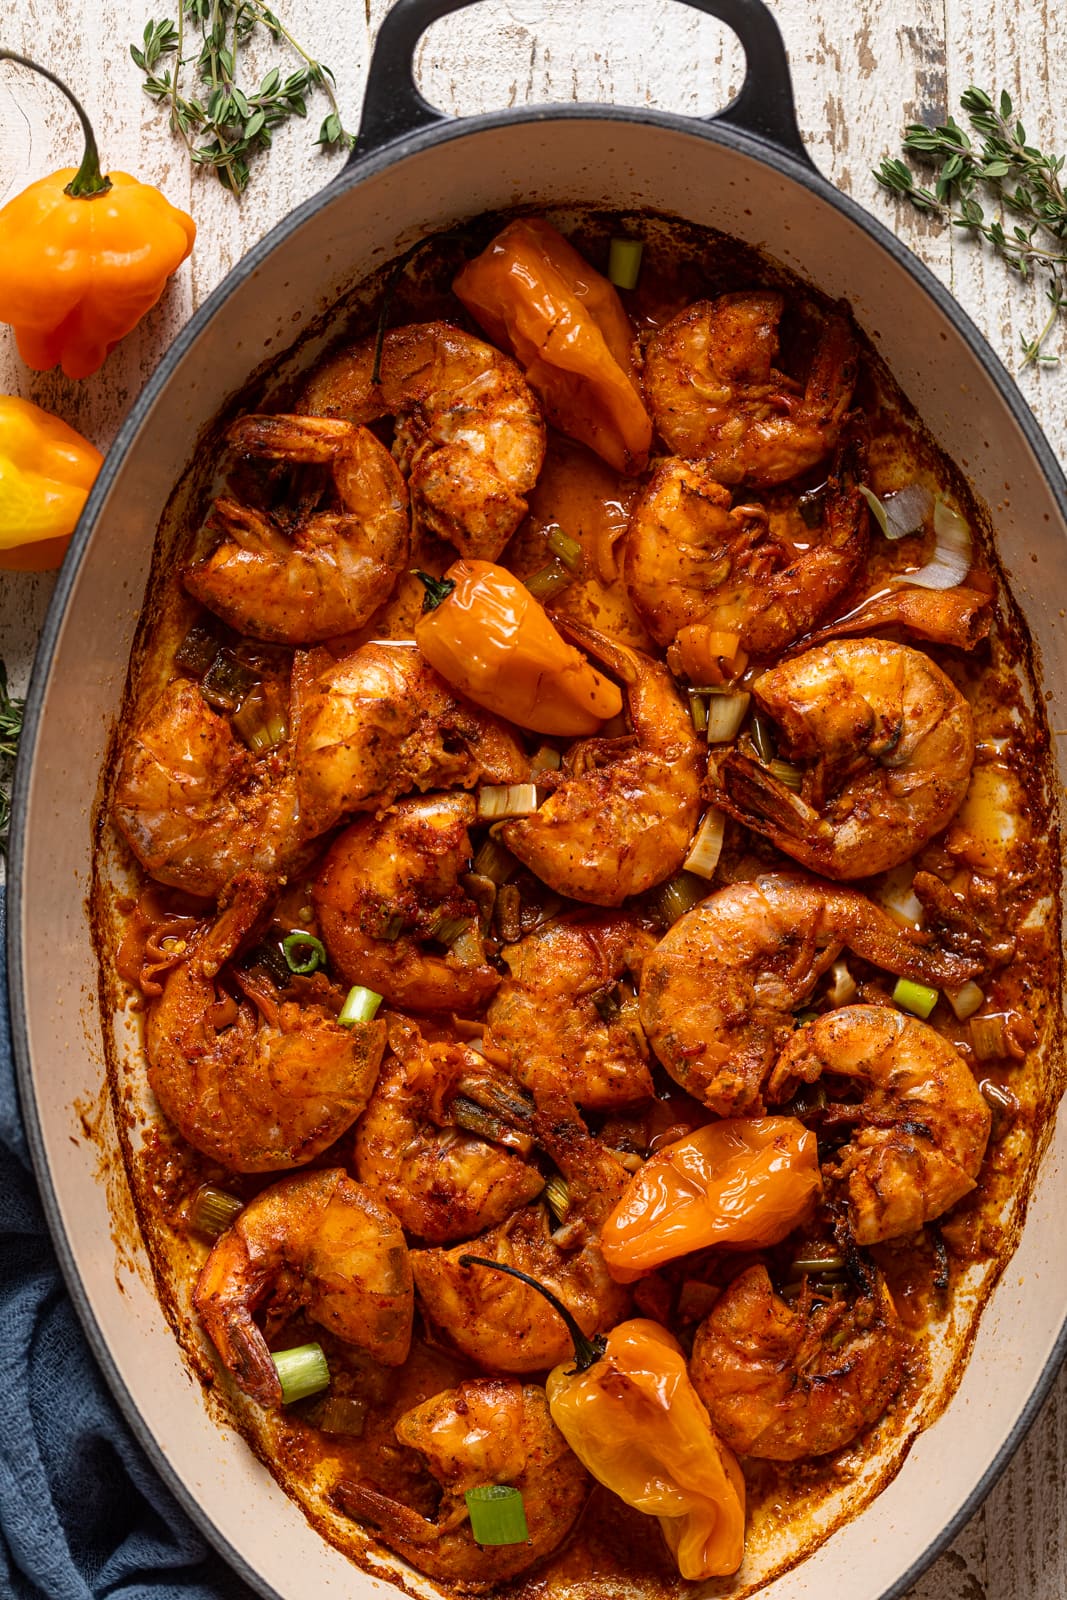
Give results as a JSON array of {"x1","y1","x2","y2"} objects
[{"x1": 0, "y1": 885, "x2": 256, "y2": 1600}]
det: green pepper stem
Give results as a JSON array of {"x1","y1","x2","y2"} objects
[
  {"x1": 458, "y1": 1254, "x2": 607, "y2": 1372},
  {"x1": 413, "y1": 570, "x2": 456, "y2": 613},
  {"x1": 0, "y1": 51, "x2": 111, "y2": 197}
]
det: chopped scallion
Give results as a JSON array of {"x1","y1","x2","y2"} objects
[
  {"x1": 477, "y1": 784, "x2": 544, "y2": 821},
  {"x1": 750, "y1": 711, "x2": 777, "y2": 765},
  {"x1": 473, "y1": 836, "x2": 517, "y2": 884},
  {"x1": 652, "y1": 871, "x2": 705, "y2": 927},
  {"x1": 272, "y1": 1343, "x2": 330, "y2": 1405},
  {"x1": 425, "y1": 910, "x2": 474, "y2": 947},
  {"x1": 607, "y1": 236, "x2": 644, "y2": 290},
  {"x1": 524, "y1": 559, "x2": 573, "y2": 602},
  {"x1": 688, "y1": 691, "x2": 708, "y2": 734},
  {"x1": 189, "y1": 1184, "x2": 243, "y2": 1239},
  {"x1": 892, "y1": 978, "x2": 939, "y2": 1020},
  {"x1": 530, "y1": 743, "x2": 563, "y2": 774},
  {"x1": 971, "y1": 1012, "x2": 1008, "y2": 1061},
  {"x1": 465, "y1": 1484, "x2": 529, "y2": 1546},
  {"x1": 339, "y1": 985, "x2": 383, "y2": 1026},
  {"x1": 768, "y1": 758, "x2": 804, "y2": 792},
  {"x1": 683, "y1": 808, "x2": 725, "y2": 880},
  {"x1": 546, "y1": 525, "x2": 583, "y2": 572},
  {"x1": 946, "y1": 980, "x2": 985, "y2": 1022},
  {"x1": 313, "y1": 1395, "x2": 367, "y2": 1436},
  {"x1": 705, "y1": 690, "x2": 750, "y2": 744},
  {"x1": 545, "y1": 1174, "x2": 571, "y2": 1225},
  {"x1": 282, "y1": 931, "x2": 326, "y2": 974}
]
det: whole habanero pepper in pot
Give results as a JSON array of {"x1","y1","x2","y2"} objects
[
  {"x1": 0, "y1": 53, "x2": 196, "y2": 380},
  {"x1": 414, "y1": 561, "x2": 624, "y2": 736},
  {"x1": 0, "y1": 395, "x2": 103, "y2": 570},
  {"x1": 600, "y1": 1116, "x2": 823, "y2": 1282},
  {"x1": 453, "y1": 217, "x2": 652, "y2": 475},
  {"x1": 459, "y1": 1254, "x2": 746, "y2": 1580}
]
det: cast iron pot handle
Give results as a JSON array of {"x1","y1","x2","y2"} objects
[{"x1": 354, "y1": 0, "x2": 812, "y2": 168}]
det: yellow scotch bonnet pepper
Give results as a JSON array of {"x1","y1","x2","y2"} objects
[
  {"x1": 0, "y1": 53, "x2": 195, "y2": 380},
  {"x1": 0, "y1": 395, "x2": 103, "y2": 570},
  {"x1": 459, "y1": 1254, "x2": 746, "y2": 1580}
]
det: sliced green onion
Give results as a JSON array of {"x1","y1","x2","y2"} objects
[
  {"x1": 451, "y1": 928, "x2": 485, "y2": 966},
  {"x1": 768, "y1": 758, "x2": 804, "y2": 792},
  {"x1": 892, "y1": 496, "x2": 972, "y2": 591},
  {"x1": 683, "y1": 808, "x2": 725, "y2": 880},
  {"x1": 524, "y1": 559, "x2": 573, "y2": 602},
  {"x1": 473, "y1": 836, "x2": 517, "y2": 884},
  {"x1": 789, "y1": 1252, "x2": 846, "y2": 1274},
  {"x1": 232, "y1": 684, "x2": 289, "y2": 753},
  {"x1": 200, "y1": 649, "x2": 257, "y2": 713},
  {"x1": 272, "y1": 1343, "x2": 330, "y2": 1405},
  {"x1": 425, "y1": 910, "x2": 474, "y2": 947},
  {"x1": 339, "y1": 985, "x2": 383, "y2": 1026},
  {"x1": 971, "y1": 1012, "x2": 1008, "y2": 1061},
  {"x1": 477, "y1": 783, "x2": 544, "y2": 820},
  {"x1": 946, "y1": 980, "x2": 985, "y2": 1022},
  {"x1": 545, "y1": 1174, "x2": 571, "y2": 1225},
  {"x1": 530, "y1": 743, "x2": 563, "y2": 774},
  {"x1": 189, "y1": 1184, "x2": 243, "y2": 1239},
  {"x1": 607, "y1": 236, "x2": 644, "y2": 290},
  {"x1": 858, "y1": 484, "x2": 890, "y2": 537},
  {"x1": 750, "y1": 711, "x2": 777, "y2": 765},
  {"x1": 313, "y1": 1395, "x2": 367, "y2": 1436},
  {"x1": 546, "y1": 525, "x2": 583, "y2": 572},
  {"x1": 175, "y1": 620, "x2": 227, "y2": 677},
  {"x1": 893, "y1": 978, "x2": 939, "y2": 1020},
  {"x1": 706, "y1": 690, "x2": 750, "y2": 744},
  {"x1": 465, "y1": 1485, "x2": 529, "y2": 1546},
  {"x1": 652, "y1": 871, "x2": 706, "y2": 927},
  {"x1": 828, "y1": 958, "x2": 857, "y2": 1007},
  {"x1": 688, "y1": 691, "x2": 708, "y2": 734},
  {"x1": 493, "y1": 882, "x2": 522, "y2": 944},
  {"x1": 282, "y1": 931, "x2": 326, "y2": 974}
]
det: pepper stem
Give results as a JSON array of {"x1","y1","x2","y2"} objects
[
  {"x1": 413, "y1": 569, "x2": 456, "y2": 613},
  {"x1": 0, "y1": 51, "x2": 112, "y2": 198},
  {"x1": 458, "y1": 1254, "x2": 607, "y2": 1372}
]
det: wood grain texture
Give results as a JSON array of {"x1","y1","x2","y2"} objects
[{"x1": 1, "y1": 2, "x2": 1065, "y2": 1596}]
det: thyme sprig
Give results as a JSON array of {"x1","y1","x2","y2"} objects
[
  {"x1": 131, "y1": 0, "x2": 355, "y2": 195},
  {"x1": 876, "y1": 87, "x2": 1067, "y2": 366},
  {"x1": 0, "y1": 661, "x2": 25, "y2": 859}
]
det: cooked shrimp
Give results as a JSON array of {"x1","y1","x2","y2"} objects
[
  {"x1": 642, "y1": 292, "x2": 857, "y2": 486},
  {"x1": 314, "y1": 793, "x2": 499, "y2": 1013},
  {"x1": 639, "y1": 872, "x2": 979, "y2": 1116},
  {"x1": 801, "y1": 584, "x2": 994, "y2": 653},
  {"x1": 709, "y1": 638, "x2": 975, "y2": 879},
  {"x1": 499, "y1": 622, "x2": 703, "y2": 906},
  {"x1": 354, "y1": 1015, "x2": 544, "y2": 1244},
  {"x1": 193, "y1": 1168, "x2": 414, "y2": 1407},
  {"x1": 624, "y1": 448, "x2": 869, "y2": 657},
  {"x1": 412, "y1": 1077, "x2": 632, "y2": 1372},
  {"x1": 145, "y1": 872, "x2": 385, "y2": 1171},
  {"x1": 184, "y1": 414, "x2": 410, "y2": 644},
  {"x1": 689, "y1": 1264, "x2": 907, "y2": 1459},
  {"x1": 302, "y1": 322, "x2": 546, "y2": 562},
  {"x1": 112, "y1": 677, "x2": 301, "y2": 898},
  {"x1": 333, "y1": 1380, "x2": 588, "y2": 1590},
  {"x1": 486, "y1": 914, "x2": 658, "y2": 1109},
  {"x1": 292, "y1": 641, "x2": 529, "y2": 840},
  {"x1": 768, "y1": 1005, "x2": 992, "y2": 1244}
]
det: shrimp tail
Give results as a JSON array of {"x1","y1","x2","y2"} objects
[
  {"x1": 332, "y1": 1481, "x2": 448, "y2": 1549},
  {"x1": 199, "y1": 1303, "x2": 283, "y2": 1408},
  {"x1": 554, "y1": 617, "x2": 639, "y2": 686},
  {"x1": 710, "y1": 752, "x2": 823, "y2": 844}
]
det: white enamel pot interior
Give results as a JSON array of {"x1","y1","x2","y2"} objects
[{"x1": 10, "y1": 1, "x2": 1067, "y2": 1597}]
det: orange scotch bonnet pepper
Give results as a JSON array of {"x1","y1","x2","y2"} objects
[
  {"x1": 453, "y1": 217, "x2": 652, "y2": 475},
  {"x1": 0, "y1": 395, "x2": 103, "y2": 570},
  {"x1": 600, "y1": 1117, "x2": 823, "y2": 1282},
  {"x1": 414, "y1": 561, "x2": 623, "y2": 736},
  {"x1": 0, "y1": 54, "x2": 196, "y2": 380},
  {"x1": 459, "y1": 1255, "x2": 745, "y2": 1580}
]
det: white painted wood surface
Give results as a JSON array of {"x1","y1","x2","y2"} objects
[{"x1": 1, "y1": 2, "x2": 1064, "y2": 1596}]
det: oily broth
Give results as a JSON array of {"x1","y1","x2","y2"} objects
[{"x1": 91, "y1": 206, "x2": 1063, "y2": 1598}]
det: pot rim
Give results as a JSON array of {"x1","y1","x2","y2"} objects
[{"x1": 10, "y1": 100, "x2": 1067, "y2": 1600}]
